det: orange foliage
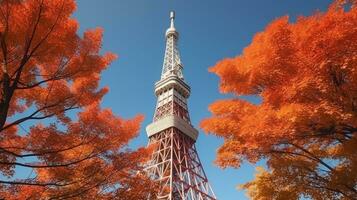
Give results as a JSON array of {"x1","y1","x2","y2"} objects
[
  {"x1": 0, "y1": 0, "x2": 156, "y2": 199},
  {"x1": 201, "y1": 1, "x2": 357, "y2": 199}
]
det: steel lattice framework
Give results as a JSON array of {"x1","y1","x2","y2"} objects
[{"x1": 145, "y1": 11, "x2": 217, "y2": 200}]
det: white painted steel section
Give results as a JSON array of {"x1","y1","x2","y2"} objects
[
  {"x1": 155, "y1": 75, "x2": 190, "y2": 98},
  {"x1": 161, "y1": 11, "x2": 183, "y2": 80},
  {"x1": 146, "y1": 116, "x2": 198, "y2": 141}
]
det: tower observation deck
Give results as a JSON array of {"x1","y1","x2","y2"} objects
[{"x1": 145, "y1": 11, "x2": 217, "y2": 200}]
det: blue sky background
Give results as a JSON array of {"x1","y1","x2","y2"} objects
[{"x1": 72, "y1": 1, "x2": 333, "y2": 199}]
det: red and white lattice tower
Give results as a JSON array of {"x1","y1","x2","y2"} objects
[{"x1": 145, "y1": 11, "x2": 217, "y2": 200}]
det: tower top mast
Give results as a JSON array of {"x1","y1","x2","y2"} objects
[
  {"x1": 161, "y1": 10, "x2": 184, "y2": 81},
  {"x1": 166, "y1": 11, "x2": 178, "y2": 38}
]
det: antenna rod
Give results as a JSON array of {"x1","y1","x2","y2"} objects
[
  {"x1": 170, "y1": 11, "x2": 175, "y2": 28},
  {"x1": 170, "y1": 11, "x2": 175, "y2": 19}
]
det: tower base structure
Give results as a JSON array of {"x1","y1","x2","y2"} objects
[{"x1": 146, "y1": 127, "x2": 216, "y2": 200}]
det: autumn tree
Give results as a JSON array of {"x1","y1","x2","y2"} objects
[
  {"x1": 201, "y1": 1, "x2": 357, "y2": 199},
  {"x1": 0, "y1": 0, "x2": 156, "y2": 199}
]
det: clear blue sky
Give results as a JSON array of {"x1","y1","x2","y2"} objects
[{"x1": 73, "y1": 1, "x2": 333, "y2": 199}]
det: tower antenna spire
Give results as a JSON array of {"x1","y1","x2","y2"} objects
[{"x1": 162, "y1": 10, "x2": 181, "y2": 79}]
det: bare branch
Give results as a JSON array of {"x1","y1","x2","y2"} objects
[
  {"x1": 1, "y1": 99, "x2": 78, "y2": 132},
  {"x1": 0, "y1": 135, "x2": 99, "y2": 158},
  {"x1": 0, "y1": 151, "x2": 97, "y2": 168}
]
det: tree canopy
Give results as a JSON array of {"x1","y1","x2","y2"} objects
[
  {"x1": 201, "y1": 1, "x2": 357, "y2": 199},
  {"x1": 0, "y1": 0, "x2": 156, "y2": 199}
]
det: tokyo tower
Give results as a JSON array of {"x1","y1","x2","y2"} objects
[{"x1": 145, "y1": 11, "x2": 217, "y2": 200}]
